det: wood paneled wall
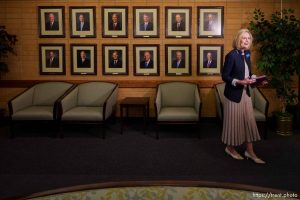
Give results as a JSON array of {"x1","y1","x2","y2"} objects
[{"x1": 0, "y1": 0, "x2": 299, "y2": 117}]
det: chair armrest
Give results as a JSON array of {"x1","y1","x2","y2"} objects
[
  {"x1": 103, "y1": 85, "x2": 119, "y2": 120},
  {"x1": 54, "y1": 84, "x2": 76, "y2": 120},
  {"x1": 253, "y1": 87, "x2": 269, "y2": 117},
  {"x1": 194, "y1": 87, "x2": 201, "y2": 119},
  {"x1": 155, "y1": 86, "x2": 162, "y2": 118},
  {"x1": 8, "y1": 87, "x2": 34, "y2": 116},
  {"x1": 59, "y1": 87, "x2": 78, "y2": 115},
  {"x1": 214, "y1": 86, "x2": 223, "y2": 120}
]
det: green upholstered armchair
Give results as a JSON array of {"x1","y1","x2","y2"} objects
[
  {"x1": 155, "y1": 82, "x2": 202, "y2": 139},
  {"x1": 214, "y1": 82, "x2": 269, "y2": 139},
  {"x1": 57, "y1": 81, "x2": 118, "y2": 139},
  {"x1": 8, "y1": 82, "x2": 74, "y2": 138}
]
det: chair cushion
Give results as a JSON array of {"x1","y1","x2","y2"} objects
[
  {"x1": 157, "y1": 107, "x2": 199, "y2": 122},
  {"x1": 77, "y1": 82, "x2": 116, "y2": 107},
  {"x1": 33, "y1": 82, "x2": 73, "y2": 106},
  {"x1": 12, "y1": 106, "x2": 53, "y2": 120},
  {"x1": 61, "y1": 107, "x2": 104, "y2": 121},
  {"x1": 253, "y1": 108, "x2": 266, "y2": 121},
  {"x1": 160, "y1": 82, "x2": 196, "y2": 107}
]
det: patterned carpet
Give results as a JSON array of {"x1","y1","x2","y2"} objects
[{"x1": 29, "y1": 187, "x2": 297, "y2": 200}]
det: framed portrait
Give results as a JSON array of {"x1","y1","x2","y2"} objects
[
  {"x1": 71, "y1": 44, "x2": 97, "y2": 75},
  {"x1": 165, "y1": 44, "x2": 191, "y2": 76},
  {"x1": 198, "y1": 6, "x2": 224, "y2": 38},
  {"x1": 38, "y1": 6, "x2": 65, "y2": 38},
  {"x1": 133, "y1": 7, "x2": 159, "y2": 38},
  {"x1": 69, "y1": 7, "x2": 96, "y2": 38},
  {"x1": 165, "y1": 7, "x2": 191, "y2": 38},
  {"x1": 102, "y1": 44, "x2": 128, "y2": 75},
  {"x1": 102, "y1": 7, "x2": 128, "y2": 38},
  {"x1": 133, "y1": 45, "x2": 160, "y2": 76},
  {"x1": 39, "y1": 44, "x2": 65, "y2": 75},
  {"x1": 197, "y1": 44, "x2": 223, "y2": 75}
]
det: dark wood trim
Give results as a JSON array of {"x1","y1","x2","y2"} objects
[
  {"x1": 2, "y1": 80, "x2": 296, "y2": 89},
  {"x1": 102, "y1": 84, "x2": 119, "y2": 121},
  {"x1": 256, "y1": 86, "x2": 270, "y2": 118},
  {"x1": 9, "y1": 180, "x2": 299, "y2": 200},
  {"x1": 0, "y1": 80, "x2": 229, "y2": 89},
  {"x1": 214, "y1": 83, "x2": 224, "y2": 119},
  {"x1": 55, "y1": 84, "x2": 77, "y2": 120}
]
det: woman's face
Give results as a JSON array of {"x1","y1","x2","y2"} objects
[{"x1": 240, "y1": 32, "x2": 251, "y2": 50}]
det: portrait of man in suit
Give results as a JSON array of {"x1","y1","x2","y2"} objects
[
  {"x1": 203, "y1": 51, "x2": 217, "y2": 68},
  {"x1": 204, "y1": 13, "x2": 218, "y2": 32},
  {"x1": 172, "y1": 13, "x2": 185, "y2": 31},
  {"x1": 77, "y1": 50, "x2": 91, "y2": 68},
  {"x1": 46, "y1": 50, "x2": 59, "y2": 68},
  {"x1": 139, "y1": 13, "x2": 153, "y2": 31},
  {"x1": 108, "y1": 13, "x2": 122, "y2": 31},
  {"x1": 109, "y1": 50, "x2": 122, "y2": 68},
  {"x1": 76, "y1": 13, "x2": 90, "y2": 31},
  {"x1": 172, "y1": 50, "x2": 185, "y2": 68},
  {"x1": 45, "y1": 12, "x2": 59, "y2": 30},
  {"x1": 140, "y1": 51, "x2": 154, "y2": 68}
]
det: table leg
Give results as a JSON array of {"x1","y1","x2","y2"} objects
[
  {"x1": 120, "y1": 105, "x2": 123, "y2": 134},
  {"x1": 143, "y1": 105, "x2": 146, "y2": 135}
]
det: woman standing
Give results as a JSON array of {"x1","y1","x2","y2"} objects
[{"x1": 222, "y1": 29, "x2": 265, "y2": 164}]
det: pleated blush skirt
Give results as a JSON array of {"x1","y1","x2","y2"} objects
[{"x1": 222, "y1": 89, "x2": 261, "y2": 146}]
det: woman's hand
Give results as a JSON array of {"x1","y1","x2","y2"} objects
[{"x1": 237, "y1": 78, "x2": 256, "y2": 85}]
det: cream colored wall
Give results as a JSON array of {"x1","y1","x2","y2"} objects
[{"x1": 0, "y1": 0, "x2": 299, "y2": 117}]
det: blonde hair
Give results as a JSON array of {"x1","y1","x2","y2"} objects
[{"x1": 232, "y1": 29, "x2": 253, "y2": 50}]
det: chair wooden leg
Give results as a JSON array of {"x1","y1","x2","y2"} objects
[
  {"x1": 155, "y1": 123, "x2": 159, "y2": 140},
  {"x1": 264, "y1": 121, "x2": 268, "y2": 140},
  {"x1": 59, "y1": 123, "x2": 64, "y2": 138},
  {"x1": 197, "y1": 123, "x2": 201, "y2": 139},
  {"x1": 102, "y1": 123, "x2": 106, "y2": 139},
  {"x1": 10, "y1": 121, "x2": 15, "y2": 139},
  {"x1": 53, "y1": 121, "x2": 60, "y2": 138}
]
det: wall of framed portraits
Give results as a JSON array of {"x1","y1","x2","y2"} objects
[{"x1": 0, "y1": 0, "x2": 299, "y2": 117}]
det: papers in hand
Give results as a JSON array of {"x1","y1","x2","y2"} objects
[{"x1": 251, "y1": 75, "x2": 267, "y2": 84}]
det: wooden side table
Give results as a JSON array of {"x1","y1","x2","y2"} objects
[{"x1": 120, "y1": 97, "x2": 150, "y2": 134}]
